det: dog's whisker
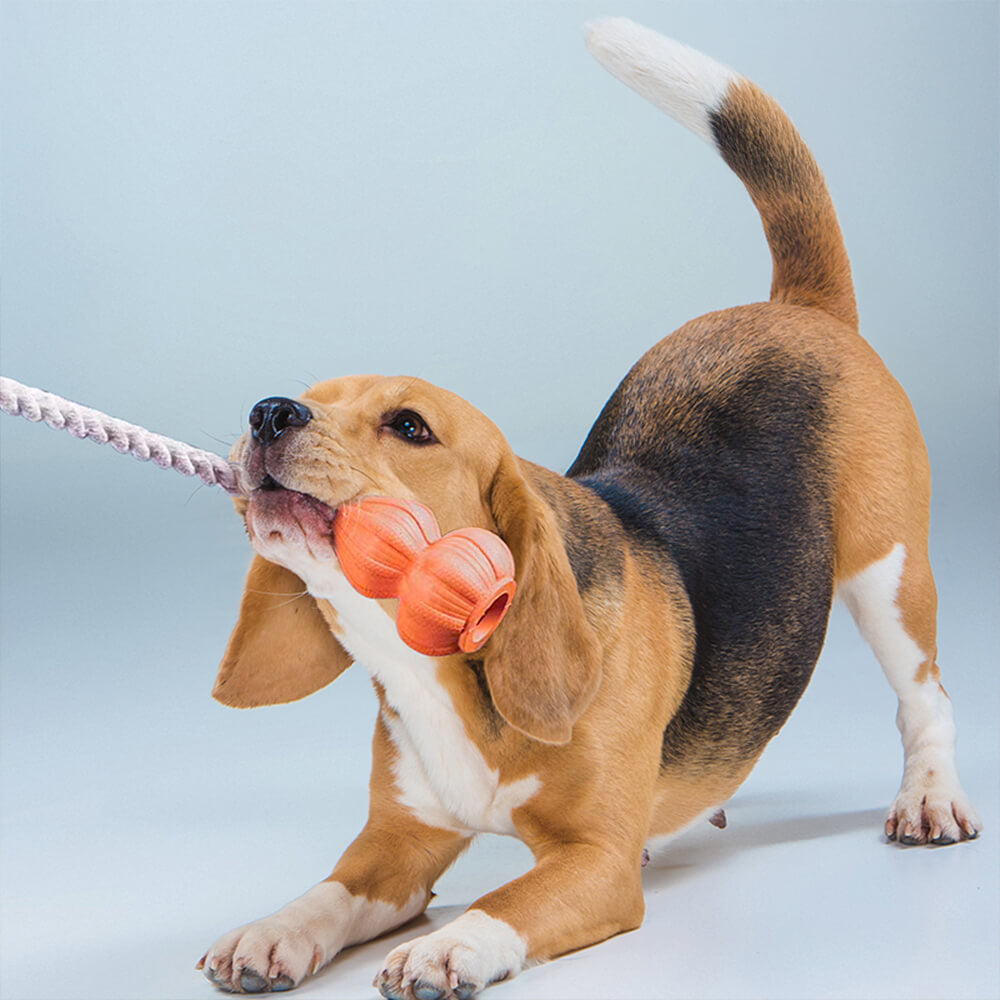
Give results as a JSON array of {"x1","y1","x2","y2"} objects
[
  {"x1": 247, "y1": 589, "x2": 311, "y2": 612},
  {"x1": 184, "y1": 481, "x2": 209, "y2": 506},
  {"x1": 245, "y1": 587, "x2": 309, "y2": 596},
  {"x1": 202, "y1": 429, "x2": 240, "y2": 450},
  {"x1": 347, "y1": 464, "x2": 380, "y2": 489}
]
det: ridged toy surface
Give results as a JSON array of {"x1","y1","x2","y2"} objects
[{"x1": 333, "y1": 497, "x2": 516, "y2": 655}]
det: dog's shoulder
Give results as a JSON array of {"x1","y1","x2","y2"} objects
[{"x1": 520, "y1": 459, "x2": 628, "y2": 598}]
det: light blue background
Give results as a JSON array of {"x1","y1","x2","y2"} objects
[{"x1": 1, "y1": 3, "x2": 997, "y2": 999}]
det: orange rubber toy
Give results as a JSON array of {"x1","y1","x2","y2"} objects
[{"x1": 333, "y1": 497, "x2": 516, "y2": 657}]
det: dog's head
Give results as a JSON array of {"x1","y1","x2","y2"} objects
[{"x1": 214, "y1": 375, "x2": 602, "y2": 744}]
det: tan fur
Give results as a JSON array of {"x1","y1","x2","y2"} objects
[
  {"x1": 824, "y1": 316, "x2": 944, "y2": 687},
  {"x1": 214, "y1": 556, "x2": 351, "y2": 707},
  {"x1": 719, "y1": 80, "x2": 858, "y2": 330},
  {"x1": 649, "y1": 766, "x2": 755, "y2": 837},
  {"x1": 482, "y1": 455, "x2": 604, "y2": 743}
]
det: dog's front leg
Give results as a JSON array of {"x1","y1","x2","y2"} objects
[
  {"x1": 375, "y1": 840, "x2": 644, "y2": 1000},
  {"x1": 200, "y1": 818, "x2": 469, "y2": 993},
  {"x1": 200, "y1": 722, "x2": 471, "y2": 994}
]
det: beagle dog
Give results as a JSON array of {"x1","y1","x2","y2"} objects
[{"x1": 199, "y1": 18, "x2": 980, "y2": 999}]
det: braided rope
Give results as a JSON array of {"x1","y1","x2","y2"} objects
[{"x1": 0, "y1": 375, "x2": 245, "y2": 496}]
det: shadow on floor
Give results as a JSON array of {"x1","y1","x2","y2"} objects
[{"x1": 642, "y1": 805, "x2": 887, "y2": 888}]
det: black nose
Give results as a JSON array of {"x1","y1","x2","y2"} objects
[{"x1": 249, "y1": 397, "x2": 312, "y2": 445}]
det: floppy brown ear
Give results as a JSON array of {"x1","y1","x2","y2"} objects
[
  {"x1": 213, "y1": 555, "x2": 352, "y2": 707},
  {"x1": 482, "y1": 455, "x2": 603, "y2": 744}
]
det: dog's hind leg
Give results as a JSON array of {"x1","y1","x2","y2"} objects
[{"x1": 838, "y1": 540, "x2": 980, "y2": 845}]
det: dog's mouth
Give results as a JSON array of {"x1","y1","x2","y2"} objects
[
  {"x1": 245, "y1": 479, "x2": 340, "y2": 554},
  {"x1": 257, "y1": 472, "x2": 283, "y2": 492},
  {"x1": 254, "y1": 471, "x2": 342, "y2": 514},
  {"x1": 256, "y1": 472, "x2": 327, "y2": 502}
]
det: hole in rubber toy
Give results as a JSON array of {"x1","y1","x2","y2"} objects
[{"x1": 458, "y1": 585, "x2": 515, "y2": 653}]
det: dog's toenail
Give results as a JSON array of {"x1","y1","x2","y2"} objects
[
  {"x1": 271, "y1": 974, "x2": 294, "y2": 991},
  {"x1": 455, "y1": 983, "x2": 478, "y2": 999},
  {"x1": 204, "y1": 966, "x2": 226, "y2": 987}
]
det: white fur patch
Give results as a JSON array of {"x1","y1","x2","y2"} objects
[
  {"x1": 377, "y1": 909, "x2": 527, "y2": 999},
  {"x1": 585, "y1": 17, "x2": 738, "y2": 145},
  {"x1": 837, "y1": 544, "x2": 952, "y2": 756},
  {"x1": 257, "y1": 534, "x2": 540, "y2": 835},
  {"x1": 838, "y1": 544, "x2": 979, "y2": 840},
  {"x1": 285, "y1": 881, "x2": 426, "y2": 956},
  {"x1": 838, "y1": 544, "x2": 921, "y2": 687},
  {"x1": 381, "y1": 709, "x2": 541, "y2": 835}
]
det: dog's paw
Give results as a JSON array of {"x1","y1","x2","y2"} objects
[
  {"x1": 374, "y1": 910, "x2": 526, "y2": 1000},
  {"x1": 885, "y1": 781, "x2": 981, "y2": 846},
  {"x1": 198, "y1": 918, "x2": 323, "y2": 994}
]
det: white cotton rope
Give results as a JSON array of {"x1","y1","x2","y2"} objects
[{"x1": 0, "y1": 375, "x2": 245, "y2": 496}]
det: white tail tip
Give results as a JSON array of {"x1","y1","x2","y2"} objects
[{"x1": 585, "y1": 17, "x2": 738, "y2": 146}]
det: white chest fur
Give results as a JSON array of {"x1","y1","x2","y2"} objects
[{"x1": 275, "y1": 552, "x2": 539, "y2": 835}]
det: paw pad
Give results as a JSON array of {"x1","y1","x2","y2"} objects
[
  {"x1": 414, "y1": 983, "x2": 445, "y2": 1000},
  {"x1": 239, "y1": 970, "x2": 270, "y2": 993}
]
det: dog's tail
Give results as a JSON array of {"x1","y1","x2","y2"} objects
[{"x1": 586, "y1": 18, "x2": 858, "y2": 330}]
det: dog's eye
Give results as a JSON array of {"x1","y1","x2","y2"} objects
[{"x1": 385, "y1": 409, "x2": 436, "y2": 445}]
